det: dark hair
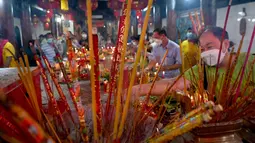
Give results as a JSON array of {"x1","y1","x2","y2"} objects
[
  {"x1": 39, "y1": 34, "x2": 45, "y2": 39},
  {"x1": 46, "y1": 33, "x2": 53, "y2": 38},
  {"x1": 153, "y1": 28, "x2": 161, "y2": 33},
  {"x1": 200, "y1": 26, "x2": 229, "y2": 41},
  {"x1": 68, "y1": 31, "x2": 73, "y2": 35},
  {"x1": 131, "y1": 35, "x2": 140, "y2": 41},
  {"x1": 28, "y1": 40, "x2": 35, "y2": 45},
  {"x1": 159, "y1": 29, "x2": 167, "y2": 37}
]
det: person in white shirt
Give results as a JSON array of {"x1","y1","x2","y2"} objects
[{"x1": 144, "y1": 28, "x2": 181, "y2": 78}]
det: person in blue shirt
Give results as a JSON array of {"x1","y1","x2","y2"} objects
[{"x1": 144, "y1": 28, "x2": 181, "y2": 78}]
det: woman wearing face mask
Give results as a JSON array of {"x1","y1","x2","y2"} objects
[{"x1": 131, "y1": 26, "x2": 255, "y2": 100}]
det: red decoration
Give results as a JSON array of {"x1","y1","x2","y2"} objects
[
  {"x1": 38, "y1": 0, "x2": 60, "y2": 9},
  {"x1": 79, "y1": 0, "x2": 98, "y2": 11},
  {"x1": 132, "y1": 0, "x2": 148, "y2": 10},
  {"x1": 94, "y1": 20, "x2": 105, "y2": 27},
  {"x1": 108, "y1": 0, "x2": 152, "y2": 10},
  {"x1": 108, "y1": 0, "x2": 122, "y2": 10},
  {"x1": 114, "y1": 10, "x2": 120, "y2": 18},
  {"x1": 46, "y1": 9, "x2": 53, "y2": 18},
  {"x1": 92, "y1": 34, "x2": 102, "y2": 134},
  {"x1": 136, "y1": 10, "x2": 142, "y2": 19}
]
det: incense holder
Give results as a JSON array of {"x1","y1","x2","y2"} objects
[{"x1": 192, "y1": 119, "x2": 243, "y2": 143}]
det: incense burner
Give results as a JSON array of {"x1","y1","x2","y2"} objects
[{"x1": 193, "y1": 119, "x2": 243, "y2": 143}]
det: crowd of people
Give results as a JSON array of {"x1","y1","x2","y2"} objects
[{"x1": 0, "y1": 30, "x2": 90, "y2": 68}]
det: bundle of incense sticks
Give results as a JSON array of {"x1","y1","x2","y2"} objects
[
  {"x1": 37, "y1": 50, "x2": 76, "y2": 127},
  {"x1": 149, "y1": 103, "x2": 223, "y2": 143},
  {"x1": 32, "y1": 52, "x2": 71, "y2": 141},
  {"x1": 11, "y1": 54, "x2": 42, "y2": 124},
  {"x1": 54, "y1": 49, "x2": 88, "y2": 142}
]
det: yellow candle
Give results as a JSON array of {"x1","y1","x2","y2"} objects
[
  {"x1": 113, "y1": 1, "x2": 133, "y2": 140},
  {"x1": 86, "y1": 0, "x2": 99, "y2": 141},
  {"x1": 117, "y1": 0, "x2": 154, "y2": 138}
]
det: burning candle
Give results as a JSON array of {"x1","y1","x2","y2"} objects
[{"x1": 163, "y1": 71, "x2": 165, "y2": 78}]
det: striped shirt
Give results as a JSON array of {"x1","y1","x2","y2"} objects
[{"x1": 41, "y1": 42, "x2": 56, "y2": 66}]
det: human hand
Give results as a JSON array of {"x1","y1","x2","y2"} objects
[{"x1": 172, "y1": 77, "x2": 191, "y2": 91}]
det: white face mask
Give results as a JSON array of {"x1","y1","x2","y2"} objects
[
  {"x1": 150, "y1": 42, "x2": 158, "y2": 47},
  {"x1": 132, "y1": 41, "x2": 137, "y2": 46},
  {"x1": 201, "y1": 48, "x2": 226, "y2": 66},
  {"x1": 154, "y1": 39, "x2": 162, "y2": 45},
  {"x1": 82, "y1": 34, "x2": 87, "y2": 39},
  {"x1": 149, "y1": 39, "x2": 154, "y2": 43}
]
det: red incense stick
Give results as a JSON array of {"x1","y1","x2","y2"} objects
[
  {"x1": 234, "y1": 24, "x2": 255, "y2": 102},
  {"x1": 212, "y1": 0, "x2": 232, "y2": 95}
]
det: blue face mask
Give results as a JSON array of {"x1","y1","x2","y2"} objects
[
  {"x1": 47, "y1": 38, "x2": 54, "y2": 44},
  {"x1": 186, "y1": 32, "x2": 195, "y2": 40}
]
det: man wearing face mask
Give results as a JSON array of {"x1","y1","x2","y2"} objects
[
  {"x1": 131, "y1": 26, "x2": 255, "y2": 100},
  {"x1": 80, "y1": 31, "x2": 88, "y2": 48},
  {"x1": 144, "y1": 28, "x2": 181, "y2": 79},
  {"x1": 41, "y1": 33, "x2": 56, "y2": 66},
  {"x1": 181, "y1": 28, "x2": 199, "y2": 71}
]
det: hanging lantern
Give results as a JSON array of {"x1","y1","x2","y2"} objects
[
  {"x1": 78, "y1": 0, "x2": 98, "y2": 11},
  {"x1": 132, "y1": 0, "x2": 148, "y2": 10},
  {"x1": 60, "y1": 0, "x2": 69, "y2": 11},
  {"x1": 38, "y1": 0, "x2": 60, "y2": 9},
  {"x1": 108, "y1": 0, "x2": 122, "y2": 10},
  {"x1": 46, "y1": 9, "x2": 53, "y2": 18},
  {"x1": 109, "y1": 0, "x2": 153, "y2": 10}
]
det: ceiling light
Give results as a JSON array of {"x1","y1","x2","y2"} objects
[
  {"x1": 238, "y1": 11, "x2": 245, "y2": 16},
  {"x1": 56, "y1": 17, "x2": 61, "y2": 23},
  {"x1": 237, "y1": 18, "x2": 241, "y2": 21}
]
